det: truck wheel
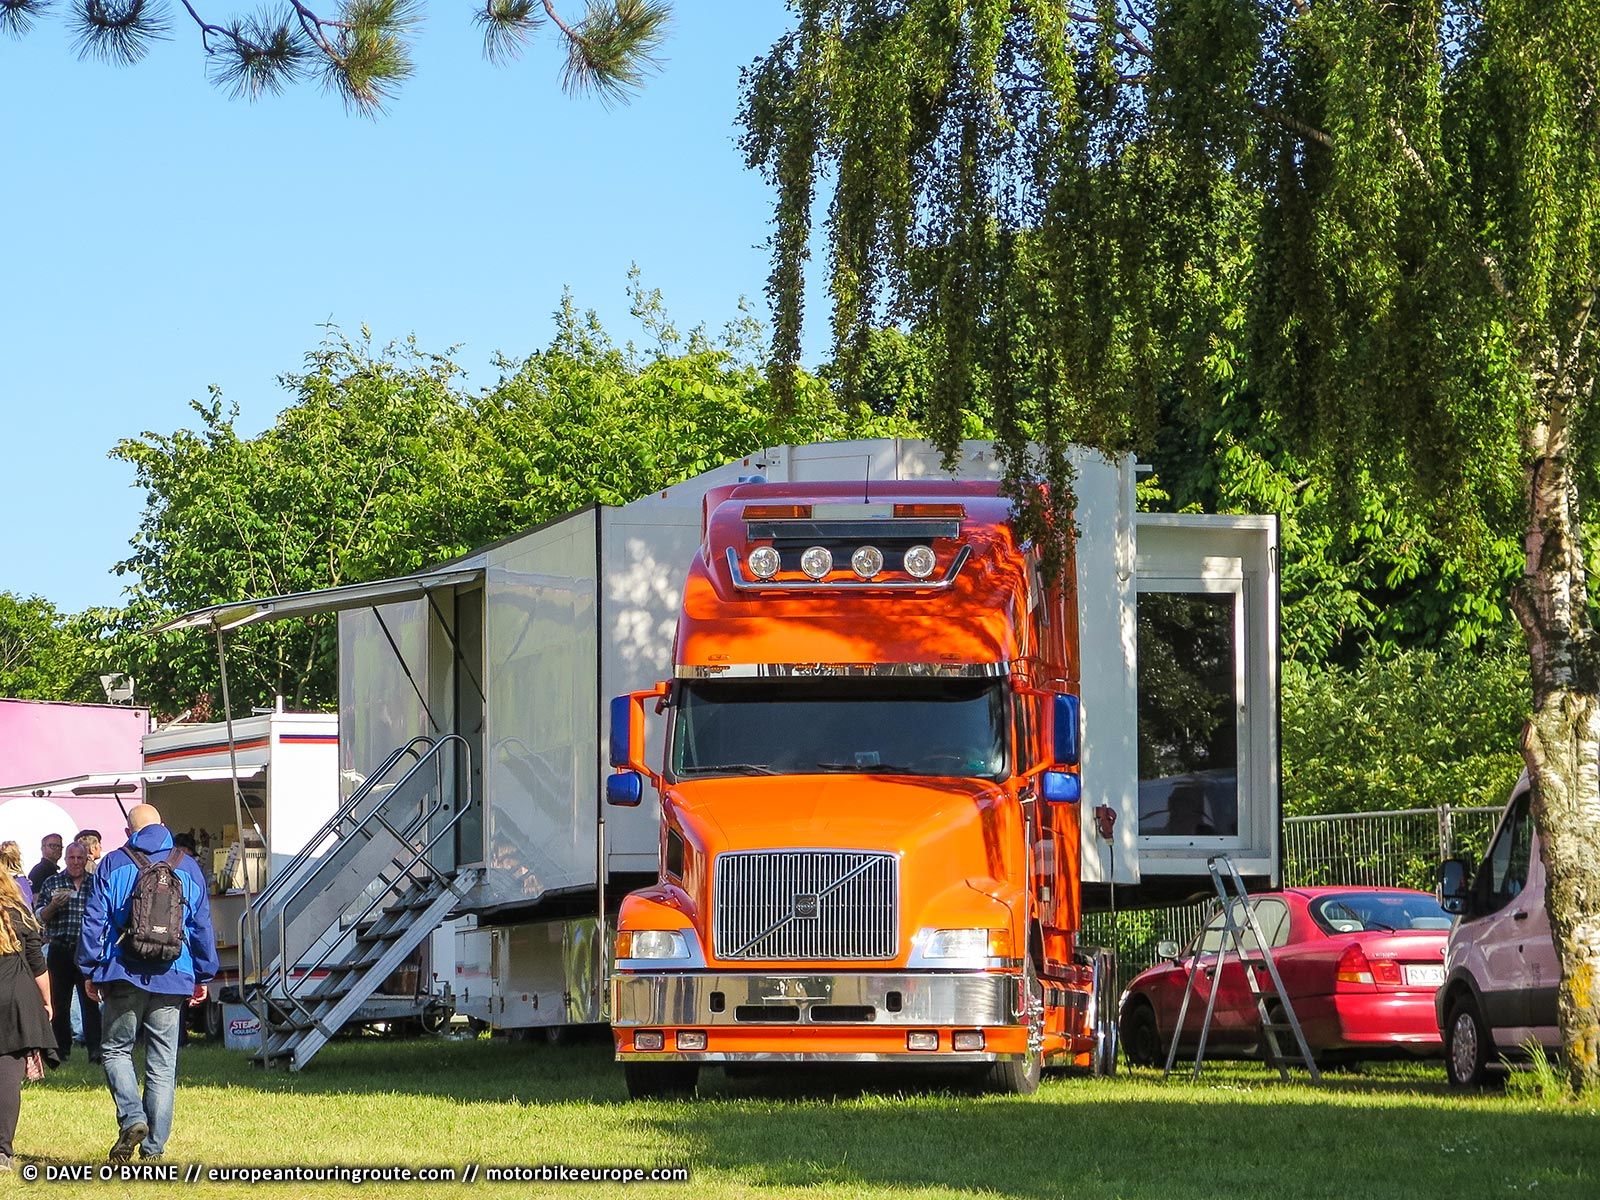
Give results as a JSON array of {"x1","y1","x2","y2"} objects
[
  {"x1": 1120, "y1": 1000, "x2": 1161, "y2": 1067},
  {"x1": 205, "y1": 1000, "x2": 225, "y2": 1042},
  {"x1": 1090, "y1": 950, "x2": 1118, "y2": 1077},
  {"x1": 1445, "y1": 996, "x2": 1492, "y2": 1088},
  {"x1": 623, "y1": 1062, "x2": 699, "y2": 1100},
  {"x1": 982, "y1": 965, "x2": 1042, "y2": 1095}
]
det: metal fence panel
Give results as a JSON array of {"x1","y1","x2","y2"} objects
[{"x1": 1082, "y1": 804, "x2": 1503, "y2": 996}]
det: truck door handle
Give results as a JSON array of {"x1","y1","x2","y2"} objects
[
  {"x1": 1513, "y1": 911, "x2": 1529, "y2": 921},
  {"x1": 1203, "y1": 966, "x2": 1216, "y2": 978}
]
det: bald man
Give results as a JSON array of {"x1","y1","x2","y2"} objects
[{"x1": 79, "y1": 802, "x2": 217, "y2": 1164}]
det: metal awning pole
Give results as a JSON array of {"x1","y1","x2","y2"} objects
[{"x1": 214, "y1": 623, "x2": 260, "y2": 1032}]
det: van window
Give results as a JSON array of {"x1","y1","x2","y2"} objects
[{"x1": 1475, "y1": 792, "x2": 1533, "y2": 916}]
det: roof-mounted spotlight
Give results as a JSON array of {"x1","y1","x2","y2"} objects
[
  {"x1": 851, "y1": 546, "x2": 884, "y2": 579},
  {"x1": 746, "y1": 546, "x2": 781, "y2": 580},
  {"x1": 800, "y1": 546, "x2": 833, "y2": 580},
  {"x1": 903, "y1": 545, "x2": 937, "y2": 579}
]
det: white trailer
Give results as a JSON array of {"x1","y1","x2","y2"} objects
[{"x1": 159, "y1": 440, "x2": 1281, "y2": 1062}]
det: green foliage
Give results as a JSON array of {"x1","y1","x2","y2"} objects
[
  {"x1": 111, "y1": 292, "x2": 910, "y2": 716},
  {"x1": 0, "y1": 592, "x2": 109, "y2": 703},
  {"x1": 4, "y1": 0, "x2": 671, "y2": 112},
  {"x1": 742, "y1": 3, "x2": 1600, "y2": 589},
  {"x1": 1281, "y1": 645, "x2": 1528, "y2": 819}
]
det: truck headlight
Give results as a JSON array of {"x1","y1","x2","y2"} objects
[
  {"x1": 616, "y1": 930, "x2": 691, "y2": 960},
  {"x1": 922, "y1": 929, "x2": 993, "y2": 959}
]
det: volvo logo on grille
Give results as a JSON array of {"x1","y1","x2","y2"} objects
[{"x1": 793, "y1": 893, "x2": 821, "y2": 919}]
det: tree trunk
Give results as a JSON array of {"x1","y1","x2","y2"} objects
[{"x1": 1513, "y1": 374, "x2": 1600, "y2": 1093}]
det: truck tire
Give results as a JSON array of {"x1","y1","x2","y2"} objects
[
  {"x1": 623, "y1": 1062, "x2": 699, "y2": 1100},
  {"x1": 205, "y1": 999, "x2": 225, "y2": 1042},
  {"x1": 1090, "y1": 950, "x2": 1118, "y2": 1077},
  {"x1": 1120, "y1": 1000, "x2": 1161, "y2": 1067},
  {"x1": 1445, "y1": 995, "x2": 1492, "y2": 1088},
  {"x1": 982, "y1": 965, "x2": 1042, "y2": 1095}
]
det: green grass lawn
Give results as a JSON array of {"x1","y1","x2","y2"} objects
[{"x1": 15, "y1": 1034, "x2": 1598, "y2": 1199}]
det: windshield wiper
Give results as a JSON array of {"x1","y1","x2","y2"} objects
[
  {"x1": 685, "y1": 763, "x2": 779, "y2": 776},
  {"x1": 813, "y1": 761, "x2": 922, "y2": 774}
]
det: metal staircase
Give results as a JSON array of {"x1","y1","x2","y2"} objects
[
  {"x1": 240, "y1": 734, "x2": 479, "y2": 1070},
  {"x1": 1163, "y1": 855, "x2": 1321, "y2": 1083}
]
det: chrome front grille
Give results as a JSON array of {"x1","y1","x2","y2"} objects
[{"x1": 713, "y1": 850, "x2": 898, "y2": 961}]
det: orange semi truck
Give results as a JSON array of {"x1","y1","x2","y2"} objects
[
  {"x1": 609, "y1": 477, "x2": 1150, "y2": 1096},
  {"x1": 152, "y1": 439, "x2": 1278, "y2": 1070}
]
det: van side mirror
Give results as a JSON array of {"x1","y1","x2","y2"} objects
[
  {"x1": 606, "y1": 771, "x2": 643, "y2": 807},
  {"x1": 1039, "y1": 770, "x2": 1081, "y2": 805},
  {"x1": 1156, "y1": 940, "x2": 1180, "y2": 962},
  {"x1": 1436, "y1": 857, "x2": 1471, "y2": 915},
  {"x1": 1053, "y1": 693, "x2": 1081, "y2": 767}
]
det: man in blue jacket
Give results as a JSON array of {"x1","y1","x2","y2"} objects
[{"x1": 78, "y1": 804, "x2": 218, "y2": 1164}]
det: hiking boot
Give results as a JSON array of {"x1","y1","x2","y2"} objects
[{"x1": 110, "y1": 1122, "x2": 148, "y2": 1164}]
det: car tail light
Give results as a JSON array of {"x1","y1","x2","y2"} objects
[
  {"x1": 893, "y1": 503, "x2": 965, "y2": 519},
  {"x1": 1370, "y1": 958, "x2": 1403, "y2": 985},
  {"x1": 1335, "y1": 944, "x2": 1374, "y2": 986}
]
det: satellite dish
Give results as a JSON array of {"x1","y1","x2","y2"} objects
[{"x1": 99, "y1": 673, "x2": 135, "y2": 704}]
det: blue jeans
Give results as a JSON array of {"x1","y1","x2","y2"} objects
[{"x1": 99, "y1": 983, "x2": 184, "y2": 1157}]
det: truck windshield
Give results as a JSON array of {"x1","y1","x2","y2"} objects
[{"x1": 671, "y1": 678, "x2": 1007, "y2": 781}]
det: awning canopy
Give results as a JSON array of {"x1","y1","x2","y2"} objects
[
  {"x1": 0, "y1": 765, "x2": 266, "y2": 796},
  {"x1": 150, "y1": 566, "x2": 484, "y2": 633}
]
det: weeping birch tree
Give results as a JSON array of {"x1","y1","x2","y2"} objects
[{"x1": 743, "y1": 0, "x2": 1600, "y2": 1090}]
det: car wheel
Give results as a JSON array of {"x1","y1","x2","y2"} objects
[
  {"x1": 1120, "y1": 1000, "x2": 1163, "y2": 1068},
  {"x1": 1445, "y1": 996, "x2": 1491, "y2": 1088}
]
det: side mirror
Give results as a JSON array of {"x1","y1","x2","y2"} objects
[
  {"x1": 1436, "y1": 857, "x2": 1471, "y2": 915},
  {"x1": 1156, "y1": 940, "x2": 1180, "y2": 962},
  {"x1": 1039, "y1": 769, "x2": 1081, "y2": 805},
  {"x1": 1052, "y1": 693, "x2": 1081, "y2": 767},
  {"x1": 606, "y1": 771, "x2": 644, "y2": 808},
  {"x1": 608, "y1": 694, "x2": 634, "y2": 769}
]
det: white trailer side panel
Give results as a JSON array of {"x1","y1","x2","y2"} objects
[
  {"x1": 338, "y1": 599, "x2": 432, "y2": 800},
  {"x1": 480, "y1": 509, "x2": 600, "y2": 910}
]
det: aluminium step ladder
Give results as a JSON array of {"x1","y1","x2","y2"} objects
[
  {"x1": 240, "y1": 734, "x2": 479, "y2": 1070},
  {"x1": 1162, "y1": 855, "x2": 1321, "y2": 1083}
]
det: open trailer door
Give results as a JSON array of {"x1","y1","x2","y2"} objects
[{"x1": 1113, "y1": 512, "x2": 1281, "y2": 906}]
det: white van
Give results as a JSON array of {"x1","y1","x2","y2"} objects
[{"x1": 1435, "y1": 775, "x2": 1562, "y2": 1086}]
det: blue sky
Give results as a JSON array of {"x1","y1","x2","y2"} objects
[{"x1": 1, "y1": 3, "x2": 822, "y2": 613}]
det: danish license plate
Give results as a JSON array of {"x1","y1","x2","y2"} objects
[{"x1": 1404, "y1": 964, "x2": 1445, "y2": 987}]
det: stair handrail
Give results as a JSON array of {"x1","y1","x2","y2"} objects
[
  {"x1": 250, "y1": 735, "x2": 435, "y2": 921},
  {"x1": 236, "y1": 732, "x2": 438, "y2": 985},
  {"x1": 274, "y1": 792, "x2": 476, "y2": 1042},
  {"x1": 246, "y1": 735, "x2": 471, "y2": 1037}
]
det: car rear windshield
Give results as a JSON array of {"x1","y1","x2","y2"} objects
[{"x1": 1308, "y1": 892, "x2": 1454, "y2": 934}]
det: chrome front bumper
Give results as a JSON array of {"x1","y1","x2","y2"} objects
[{"x1": 612, "y1": 970, "x2": 1021, "y2": 1028}]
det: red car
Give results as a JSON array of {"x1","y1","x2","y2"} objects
[{"x1": 1119, "y1": 887, "x2": 1454, "y2": 1067}]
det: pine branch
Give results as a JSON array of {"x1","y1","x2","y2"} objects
[
  {"x1": 558, "y1": 0, "x2": 669, "y2": 105},
  {"x1": 474, "y1": 0, "x2": 542, "y2": 65},
  {"x1": 72, "y1": 0, "x2": 169, "y2": 65},
  {"x1": 0, "y1": 0, "x2": 53, "y2": 37}
]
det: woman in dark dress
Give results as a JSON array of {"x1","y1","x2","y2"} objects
[{"x1": 0, "y1": 871, "x2": 56, "y2": 1172}]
